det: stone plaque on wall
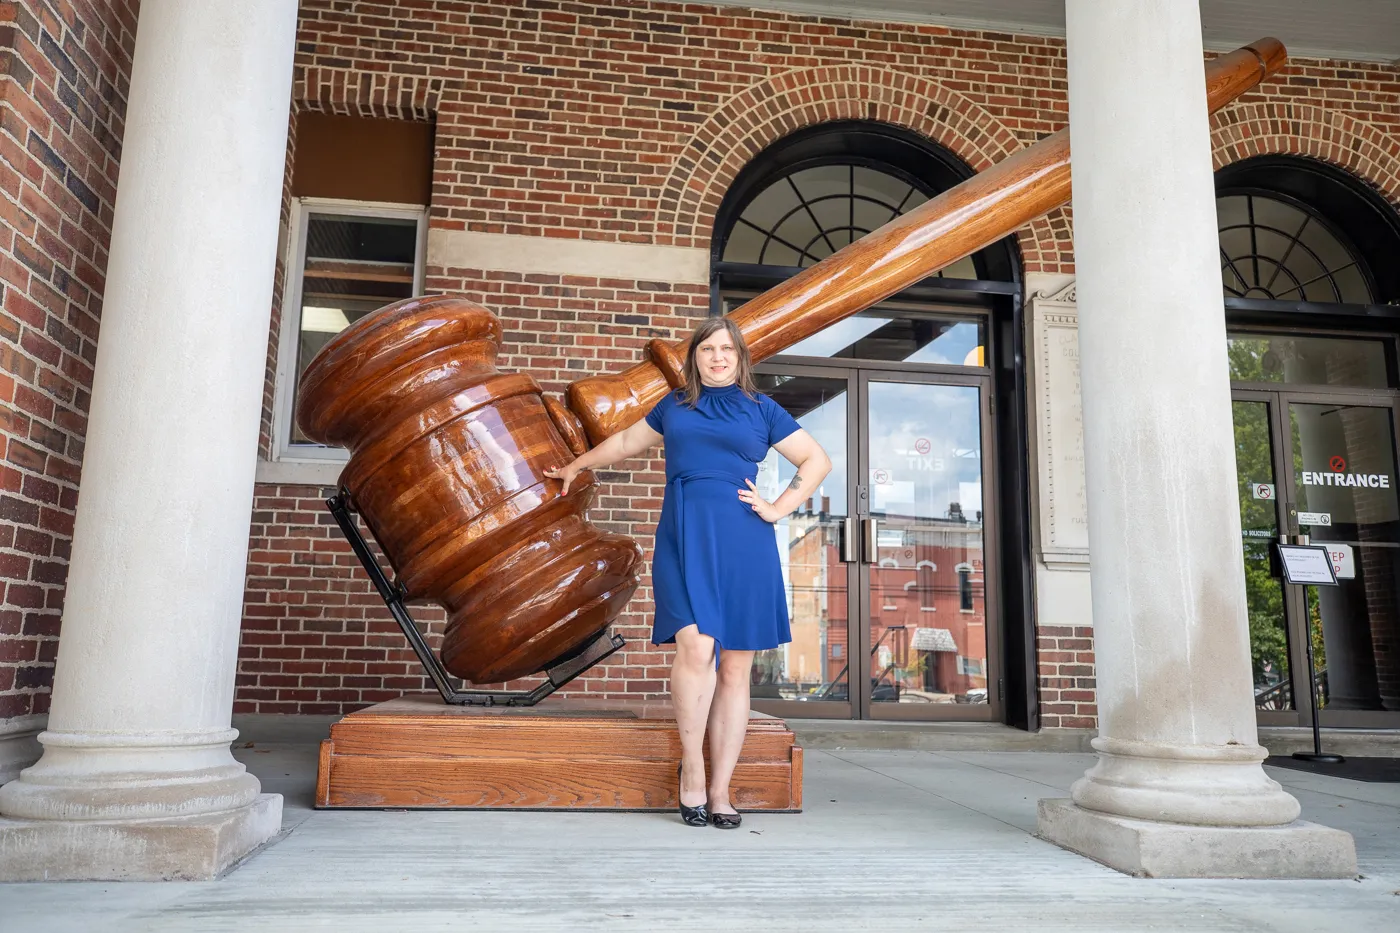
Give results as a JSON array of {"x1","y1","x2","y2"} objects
[{"x1": 1030, "y1": 281, "x2": 1090, "y2": 569}]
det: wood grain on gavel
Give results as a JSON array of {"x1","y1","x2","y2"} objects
[{"x1": 296, "y1": 38, "x2": 1286, "y2": 686}]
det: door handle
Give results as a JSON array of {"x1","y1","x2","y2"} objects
[
  {"x1": 840, "y1": 516, "x2": 858, "y2": 562},
  {"x1": 862, "y1": 517, "x2": 879, "y2": 563}
]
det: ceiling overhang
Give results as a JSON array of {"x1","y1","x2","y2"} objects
[{"x1": 717, "y1": 2, "x2": 1400, "y2": 63}]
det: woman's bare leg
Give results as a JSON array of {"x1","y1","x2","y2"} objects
[
  {"x1": 706, "y1": 648, "x2": 755, "y2": 814},
  {"x1": 671, "y1": 624, "x2": 717, "y2": 808}
]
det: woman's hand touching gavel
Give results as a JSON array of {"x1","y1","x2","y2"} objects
[
  {"x1": 545, "y1": 417, "x2": 665, "y2": 495},
  {"x1": 543, "y1": 460, "x2": 587, "y2": 496}
]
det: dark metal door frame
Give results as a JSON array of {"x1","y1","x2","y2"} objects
[
  {"x1": 748, "y1": 359, "x2": 858, "y2": 721},
  {"x1": 750, "y1": 357, "x2": 1004, "y2": 722},
  {"x1": 739, "y1": 286, "x2": 1031, "y2": 724},
  {"x1": 1232, "y1": 388, "x2": 1310, "y2": 729},
  {"x1": 1277, "y1": 386, "x2": 1400, "y2": 730},
  {"x1": 855, "y1": 367, "x2": 1002, "y2": 723},
  {"x1": 1232, "y1": 383, "x2": 1400, "y2": 731}
]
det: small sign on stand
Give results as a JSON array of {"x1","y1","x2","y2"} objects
[
  {"x1": 1271, "y1": 539, "x2": 1344, "y2": 766},
  {"x1": 1275, "y1": 543, "x2": 1339, "y2": 586}
]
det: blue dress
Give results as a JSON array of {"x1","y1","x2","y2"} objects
[{"x1": 644, "y1": 383, "x2": 802, "y2": 652}]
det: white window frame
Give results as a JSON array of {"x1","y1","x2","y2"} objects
[{"x1": 269, "y1": 197, "x2": 428, "y2": 470}]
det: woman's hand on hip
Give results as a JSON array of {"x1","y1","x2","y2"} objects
[
  {"x1": 544, "y1": 460, "x2": 586, "y2": 495},
  {"x1": 739, "y1": 479, "x2": 782, "y2": 523}
]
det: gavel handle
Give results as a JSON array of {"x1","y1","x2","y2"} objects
[{"x1": 563, "y1": 38, "x2": 1287, "y2": 447}]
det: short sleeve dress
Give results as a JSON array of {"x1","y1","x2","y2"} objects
[{"x1": 644, "y1": 383, "x2": 803, "y2": 652}]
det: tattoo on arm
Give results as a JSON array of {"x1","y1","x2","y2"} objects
[{"x1": 788, "y1": 472, "x2": 803, "y2": 492}]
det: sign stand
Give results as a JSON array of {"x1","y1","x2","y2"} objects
[
  {"x1": 1295, "y1": 620, "x2": 1344, "y2": 765},
  {"x1": 1273, "y1": 536, "x2": 1345, "y2": 765}
]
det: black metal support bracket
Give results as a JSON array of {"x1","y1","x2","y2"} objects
[{"x1": 326, "y1": 494, "x2": 625, "y2": 706}]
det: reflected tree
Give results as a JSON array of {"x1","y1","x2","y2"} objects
[{"x1": 1230, "y1": 379, "x2": 1291, "y2": 695}]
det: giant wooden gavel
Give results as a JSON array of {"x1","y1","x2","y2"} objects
[{"x1": 296, "y1": 40, "x2": 1286, "y2": 685}]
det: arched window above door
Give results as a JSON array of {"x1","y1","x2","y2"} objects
[
  {"x1": 1216, "y1": 156, "x2": 1400, "y2": 307},
  {"x1": 1218, "y1": 194, "x2": 1371, "y2": 304},
  {"x1": 712, "y1": 121, "x2": 1019, "y2": 294},
  {"x1": 722, "y1": 162, "x2": 976, "y2": 279}
]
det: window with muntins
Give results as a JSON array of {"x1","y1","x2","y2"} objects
[
  {"x1": 1218, "y1": 194, "x2": 1372, "y2": 304},
  {"x1": 722, "y1": 163, "x2": 977, "y2": 278},
  {"x1": 275, "y1": 201, "x2": 426, "y2": 458}
]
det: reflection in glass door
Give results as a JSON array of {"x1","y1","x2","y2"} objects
[
  {"x1": 1231, "y1": 396, "x2": 1294, "y2": 714},
  {"x1": 749, "y1": 303, "x2": 1002, "y2": 721},
  {"x1": 860, "y1": 375, "x2": 997, "y2": 720},
  {"x1": 1231, "y1": 375, "x2": 1400, "y2": 727},
  {"x1": 751, "y1": 370, "x2": 852, "y2": 716},
  {"x1": 1287, "y1": 399, "x2": 1400, "y2": 719}
]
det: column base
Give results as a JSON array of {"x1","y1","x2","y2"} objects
[
  {"x1": 1037, "y1": 798, "x2": 1357, "y2": 879},
  {"x1": 0, "y1": 793, "x2": 282, "y2": 881},
  {"x1": 0, "y1": 716, "x2": 45, "y2": 785}
]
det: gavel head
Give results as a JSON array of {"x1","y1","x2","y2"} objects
[{"x1": 295, "y1": 295, "x2": 643, "y2": 684}]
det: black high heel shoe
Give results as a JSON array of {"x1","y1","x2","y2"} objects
[{"x1": 677, "y1": 763, "x2": 709, "y2": 827}]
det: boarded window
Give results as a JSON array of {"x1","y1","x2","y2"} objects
[{"x1": 292, "y1": 113, "x2": 432, "y2": 205}]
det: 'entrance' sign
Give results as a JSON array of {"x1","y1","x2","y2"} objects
[{"x1": 1301, "y1": 470, "x2": 1391, "y2": 488}]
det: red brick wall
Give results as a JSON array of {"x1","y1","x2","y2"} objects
[
  {"x1": 232, "y1": 0, "x2": 1400, "y2": 722},
  {"x1": 0, "y1": 0, "x2": 135, "y2": 723},
  {"x1": 1035, "y1": 624, "x2": 1096, "y2": 729},
  {"x1": 294, "y1": 0, "x2": 1076, "y2": 267}
]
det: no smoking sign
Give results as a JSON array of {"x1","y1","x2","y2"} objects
[{"x1": 914, "y1": 438, "x2": 931, "y2": 455}]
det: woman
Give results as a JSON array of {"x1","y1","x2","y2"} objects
[{"x1": 545, "y1": 317, "x2": 831, "y2": 828}]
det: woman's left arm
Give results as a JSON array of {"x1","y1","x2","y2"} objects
[{"x1": 738, "y1": 429, "x2": 833, "y2": 523}]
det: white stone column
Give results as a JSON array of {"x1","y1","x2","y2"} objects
[
  {"x1": 0, "y1": 0, "x2": 295, "y2": 881},
  {"x1": 1036, "y1": 2, "x2": 1356, "y2": 878}
]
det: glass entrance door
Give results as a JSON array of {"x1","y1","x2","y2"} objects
[
  {"x1": 858, "y1": 373, "x2": 998, "y2": 720},
  {"x1": 1232, "y1": 384, "x2": 1400, "y2": 728},
  {"x1": 1232, "y1": 393, "x2": 1295, "y2": 719},
  {"x1": 1229, "y1": 330, "x2": 1400, "y2": 728},
  {"x1": 1285, "y1": 395, "x2": 1400, "y2": 725},
  {"x1": 750, "y1": 367, "x2": 855, "y2": 718},
  {"x1": 751, "y1": 364, "x2": 1000, "y2": 721}
]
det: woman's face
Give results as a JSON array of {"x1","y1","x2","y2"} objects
[{"x1": 695, "y1": 329, "x2": 739, "y2": 386}]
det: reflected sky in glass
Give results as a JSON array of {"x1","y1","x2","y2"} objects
[
  {"x1": 758, "y1": 385, "x2": 848, "y2": 515},
  {"x1": 868, "y1": 382, "x2": 982, "y2": 522}
]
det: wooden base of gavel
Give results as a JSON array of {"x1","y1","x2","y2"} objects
[{"x1": 295, "y1": 40, "x2": 1286, "y2": 686}]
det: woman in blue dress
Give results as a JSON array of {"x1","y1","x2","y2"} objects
[{"x1": 546, "y1": 317, "x2": 831, "y2": 828}]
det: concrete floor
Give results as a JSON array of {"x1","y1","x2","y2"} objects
[{"x1": 1, "y1": 744, "x2": 1397, "y2": 932}]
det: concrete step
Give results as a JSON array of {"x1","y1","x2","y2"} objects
[
  {"x1": 788, "y1": 719, "x2": 1096, "y2": 752},
  {"x1": 1258, "y1": 727, "x2": 1400, "y2": 758}
]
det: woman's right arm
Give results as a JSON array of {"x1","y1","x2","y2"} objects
[{"x1": 542, "y1": 417, "x2": 663, "y2": 494}]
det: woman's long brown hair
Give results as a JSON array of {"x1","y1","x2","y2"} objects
[{"x1": 680, "y1": 316, "x2": 758, "y2": 407}]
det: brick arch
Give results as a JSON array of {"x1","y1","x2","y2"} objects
[
  {"x1": 294, "y1": 66, "x2": 445, "y2": 121},
  {"x1": 1211, "y1": 102, "x2": 1400, "y2": 207},
  {"x1": 656, "y1": 65, "x2": 1070, "y2": 272}
]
